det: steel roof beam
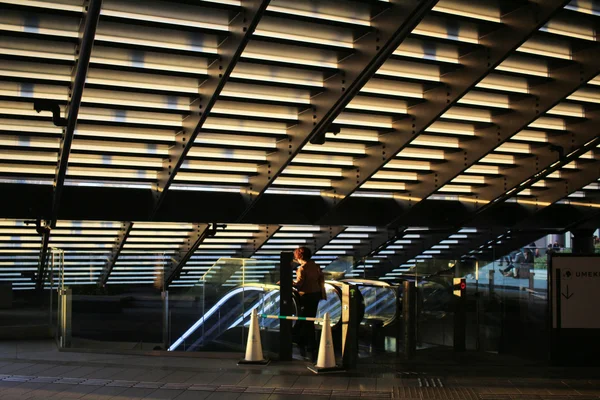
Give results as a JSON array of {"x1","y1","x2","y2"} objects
[
  {"x1": 465, "y1": 97, "x2": 600, "y2": 212},
  {"x1": 242, "y1": 224, "x2": 280, "y2": 258},
  {"x1": 314, "y1": 0, "x2": 573, "y2": 218},
  {"x1": 51, "y1": 0, "x2": 102, "y2": 228},
  {"x1": 572, "y1": 212, "x2": 600, "y2": 230},
  {"x1": 151, "y1": 0, "x2": 271, "y2": 217},
  {"x1": 385, "y1": 42, "x2": 600, "y2": 228},
  {"x1": 312, "y1": 226, "x2": 347, "y2": 254},
  {"x1": 346, "y1": 227, "x2": 397, "y2": 278},
  {"x1": 354, "y1": 227, "x2": 397, "y2": 261},
  {"x1": 98, "y1": 221, "x2": 133, "y2": 286},
  {"x1": 445, "y1": 229, "x2": 508, "y2": 261},
  {"x1": 163, "y1": 223, "x2": 211, "y2": 288},
  {"x1": 238, "y1": 0, "x2": 438, "y2": 221},
  {"x1": 467, "y1": 231, "x2": 545, "y2": 261},
  {"x1": 451, "y1": 216, "x2": 598, "y2": 261},
  {"x1": 372, "y1": 144, "x2": 600, "y2": 275},
  {"x1": 373, "y1": 231, "x2": 456, "y2": 276},
  {"x1": 350, "y1": 227, "x2": 440, "y2": 278},
  {"x1": 488, "y1": 140, "x2": 600, "y2": 209},
  {"x1": 464, "y1": 140, "x2": 600, "y2": 225},
  {"x1": 470, "y1": 210, "x2": 600, "y2": 260},
  {"x1": 534, "y1": 153, "x2": 600, "y2": 206},
  {"x1": 35, "y1": 221, "x2": 51, "y2": 291},
  {"x1": 3, "y1": 182, "x2": 599, "y2": 228},
  {"x1": 436, "y1": 152, "x2": 600, "y2": 260}
]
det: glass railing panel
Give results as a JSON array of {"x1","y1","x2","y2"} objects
[
  {"x1": 339, "y1": 279, "x2": 397, "y2": 325},
  {"x1": 242, "y1": 258, "x2": 282, "y2": 338},
  {"x1": 361, "y1": 285, "x2": 396, "y2": 324},
  {"x1": 169, "y1": 257, "x2": 244, "y2": 352},
  {"x1": 59, "y1": 251, "x2": 168, "y2": 352},
  {"x1": 0, "y1": 248, "x2": 60, "y2": 341},
  {"x1": 171, "y1": 284, "x2": 277, "y2": 353},
  {"x1": 316, "y1": 283, "x2": 342, "y2": 326},
  {"x1": 411, "y1": 259, "x2": 455, "y2": 350},
  {"x1": 322, "y1": 256, "x2": 355, "y2": 280},
  {"x1": 168, "y1": 257, "x2": 284, "y2": 354}
]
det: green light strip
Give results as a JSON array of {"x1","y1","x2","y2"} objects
[{"x1": 258, "y1": 314, "x2": 321, "y2": 322}]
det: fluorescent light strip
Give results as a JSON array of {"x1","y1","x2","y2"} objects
[{"x1": 267, "y1": 5, "x2": 370, "y2": 26}]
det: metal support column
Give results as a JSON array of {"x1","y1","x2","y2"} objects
[
  {"x1": 402, "y1": 280, "x2": 416, "y2": 359},
  {"x1": 279, "y1": 251, "x2": 293, "y2": 361},
  {"x1": 162, "y1": 291, "x2": 169, "y2": 351}
]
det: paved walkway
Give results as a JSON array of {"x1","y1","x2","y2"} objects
[{"x1": 1, "y1": 341, "x2": 600, "y2": 399}]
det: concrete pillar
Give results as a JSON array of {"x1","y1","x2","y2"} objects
[{"x1": 571, "y1": 229, "x2": 595, "y2": 254}]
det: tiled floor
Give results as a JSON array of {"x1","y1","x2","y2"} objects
[{"x1": 1, "y1": 341, "x2": 600, "y2": 399}]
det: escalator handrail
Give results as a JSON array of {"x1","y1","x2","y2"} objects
[
  {"x1": 170, "y1": 282, "x2": 347, "y2": 351},
  {"x1": 340, "y1": 279, "x2": 399, "y2": 326},
  {"x1": 339, "y1": 278, "x2": 391, "y2": 287}
]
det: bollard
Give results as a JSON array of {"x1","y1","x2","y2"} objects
[
  {"x1": 162, "y1": 291, "x2": 169, "y2": 351},
  {"x1": 58, "y1": 288, "x2": 71, "y2": 348},
  {"x1": 488, "y1": 269, "x2": 495, "y2": 297},
  {"x1": 529, "y1": 271, "x2": 535, "y2": 292}
]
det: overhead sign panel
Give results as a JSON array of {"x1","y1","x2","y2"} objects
[{"x1": 551, "y1": 255, "x2": 600, "y2": 329}]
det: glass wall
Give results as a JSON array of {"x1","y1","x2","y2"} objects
[
  {"x1": 468, "y1": 245, "x2": 551, "y2": 360},
  {"x1": 21, "y1": 245, "x2": 575, "y2": 364},
  {"x1": 0, "y1": 248, "x2": 61, "y2": 341},
  {"x1": 54, "y1": 252, "x2": 168, "y2": 351},
  {"x1": 168, "y1": 258, "x2": 276, "y2": 353}
]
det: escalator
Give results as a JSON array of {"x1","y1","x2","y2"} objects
[
  {"x1": 340, "y1": 279, "x2": 398, "y2": 352},
  {"x1": 168, "y1": 279, "x2": 403, "y2": 355},
  {"x1": 168, "y1": 282, "x2": 343, "y2": 353}
]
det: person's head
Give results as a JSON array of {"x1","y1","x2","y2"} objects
[{"x1": 293, "y1": 246, "x2": 312, "y2": 264}]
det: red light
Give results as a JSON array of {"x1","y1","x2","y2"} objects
[{"x1": 460, "y1": 282, "x2": 466, "y2": 290}]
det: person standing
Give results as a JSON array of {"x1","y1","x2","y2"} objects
[{"x1": 292, "y1": 246, "x2": 326, "y2": 360}]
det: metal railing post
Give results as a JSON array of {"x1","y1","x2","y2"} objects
[{"x1": 59, "y1": 287, "x2": 71, "y2": 348}]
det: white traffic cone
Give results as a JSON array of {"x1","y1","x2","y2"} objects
[
  {"x1": 238, "y1": 308, "x2": 269, "y2": 365},
  {"x1": 307, "y1": 312, "x2": 340, "y2": 373}
]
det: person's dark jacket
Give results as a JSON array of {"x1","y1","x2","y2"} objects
[{"x1": 294, "y1": 260, "x2": 325, "y2": 297}]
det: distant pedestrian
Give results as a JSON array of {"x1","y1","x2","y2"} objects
[
  {"x1": 546, "y1": 244, "x2": 555, "y2": 267},
  {"x1": 501, "y1": 249, "x2": 524, "y2": 277}
]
